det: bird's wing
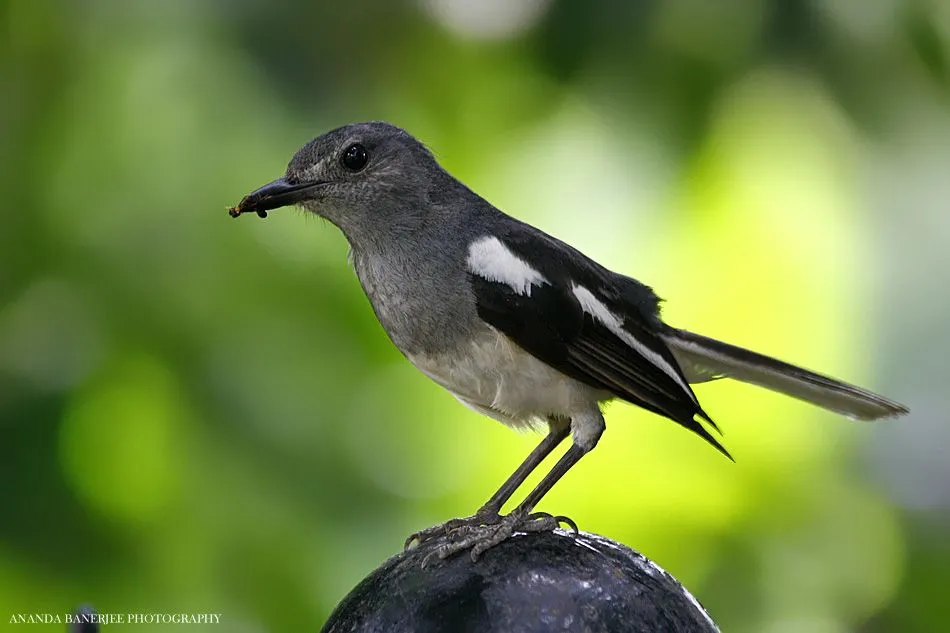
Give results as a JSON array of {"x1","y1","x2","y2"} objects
[{"x1": 465, "y1": 227, "x2": 730, "y2": 458}]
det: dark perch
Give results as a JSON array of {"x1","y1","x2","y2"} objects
[
  {"x1": 322, "y1": 530, "x2": 719, "y2": 633},
  {"x1": 69, "y1": 605, "x2": 99, "y2": 633}
]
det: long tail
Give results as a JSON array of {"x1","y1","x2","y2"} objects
[{"x1": 661, "y1": 328, "x2": 909, "y2": 421}]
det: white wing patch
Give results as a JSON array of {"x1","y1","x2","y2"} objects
[
  {"x1": 466, "y1": 236, "x2": 548, "y2": 296},
  {"x1": 571, "y1": 284, "x2": 696, "y2": 402}
]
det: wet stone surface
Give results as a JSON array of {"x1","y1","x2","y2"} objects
[{"x1": 321, "y1": 530, "x2": 719, "y2": 633}]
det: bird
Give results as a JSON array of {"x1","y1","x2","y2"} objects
[{"x1": 229, "y1": 121, "x2": 909, "y2": 561}]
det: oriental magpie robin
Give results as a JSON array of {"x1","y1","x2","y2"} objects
[{"x1": 230, "y1": 121, "x2": 908, "y2": 560}]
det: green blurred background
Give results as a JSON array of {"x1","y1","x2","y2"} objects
[{"x1": 2, "y1": 0, "x2": 948, "y2": 631}]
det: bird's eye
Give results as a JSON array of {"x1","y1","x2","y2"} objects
[{"x1": 341, "y1": 143, "x2": 369, "y2": 172}]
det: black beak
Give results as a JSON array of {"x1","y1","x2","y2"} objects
[{"x1": 228, "y1": 178, "x2": 326, "y2": 218}]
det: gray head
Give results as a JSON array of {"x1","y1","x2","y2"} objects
[{"x1": 230, "y1": 122, "x2": 451, "y2": 243}]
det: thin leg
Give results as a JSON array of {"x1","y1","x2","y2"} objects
[
  {"x1": 478, "y1": 420, "x2": 570, "y2": 514},
  {"x1": 433, "y1": 411, "x2": 606, "y2": 561},
  {"x1": 514, "y1": 408, "x2": 605, "y2": 515},
  {"x1": 405, "y1": 418, "x2": 569, "y2": 549},
  {"x1": 511, "y1": 444, "x2": 586, "y2": 514},
  {"x1": 432, "y1": 445, "x2": 592, "y2": 562}
]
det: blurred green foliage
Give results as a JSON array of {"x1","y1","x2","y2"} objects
[{"x1": 2, "y1": 1, "x2": 948, "y2": 631}]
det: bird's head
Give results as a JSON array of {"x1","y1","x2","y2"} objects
[{"x1": 230, "y1": 121, "x2": 444, "y2": 239}]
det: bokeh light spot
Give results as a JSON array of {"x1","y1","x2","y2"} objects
[
  {"x1": 0, "y1": 278, "x2": 105, "y2": 392},
  {"x1": 420, "y1": 0, "x2": 553, "y2": 40},
  {"x1": 59, "y1": 354, "x2": 187, "y2": 525}
]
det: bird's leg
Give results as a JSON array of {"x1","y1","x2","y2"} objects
[
  {"x1": 432, "y1": 412, "x2": 604, "y2": 562},
  {"x1": 476, "y1": 418, "x2": 571, "y2": 516},
  {"x1": 405, "y1": 419, "x2": 570, "y2": 549},
  {"x1": 432, "y1": 445, "x2": 587, "y2": 561}
]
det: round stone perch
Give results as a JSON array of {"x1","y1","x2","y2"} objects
[{"x1": 321, "y1": 530, "x2": 719, "y2": 633}]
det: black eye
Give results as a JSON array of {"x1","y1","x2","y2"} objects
[{"x1": 341, "y1": 143, "x2": 368, "y2": 171}]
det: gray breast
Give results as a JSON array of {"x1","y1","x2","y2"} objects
[{"x1": 351, "y1": 247, "x2": 479, "y2": 356}]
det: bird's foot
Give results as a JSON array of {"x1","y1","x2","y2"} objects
[
  {"x1": 404, "y1": 510, "x2": 503, "y2": 550},
  {"x1": 421, "y1": 510, "x2": 578, "y2": 566}
]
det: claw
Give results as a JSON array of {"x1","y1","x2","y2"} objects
[
  {"x1": 407, "y1": 510, "x2": 582, "y2": 564},
  {"x1": 526, "y1": 511, "x2": 578, "y2": 536},
  {"x1": 405, "y1": 512, "x2": 503, "y2": 552},
  {"x1": 555, "y1": 514, "x2": 579, "y2": 536},
  {"x1": 420, "y1": 548, "x2": 443, "y2": 570},
  {"x1": 405, "y1": 518, "x2": 459, "y2": 550},
  {"x1": 418, "y1": 509, "x2": 581, "y2": 562}
]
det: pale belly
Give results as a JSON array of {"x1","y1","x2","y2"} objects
[{"x1": 408, "y1": 327, "x2": 605, "y2": 429}]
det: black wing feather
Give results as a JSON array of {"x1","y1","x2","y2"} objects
[{"x1": 469, "y1": 226, "x2": 731, "y2": 459}]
